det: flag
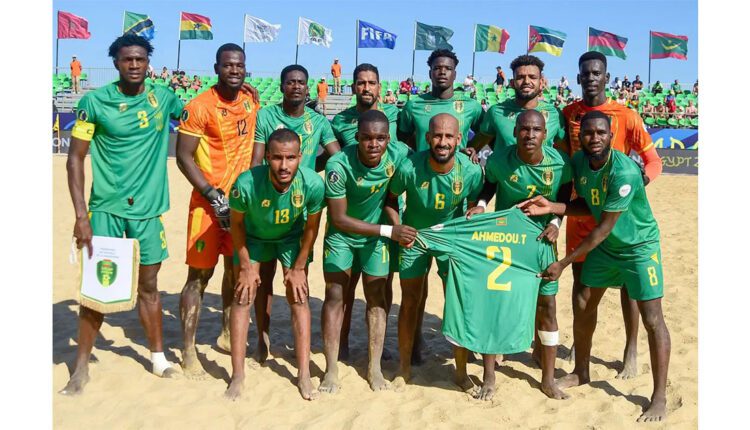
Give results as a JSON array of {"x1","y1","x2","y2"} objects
[
  {"x1": 298, "y1": 17, "x2": 333, "y2": 47},
  {"x1": 57, "y1": 11, "x2": 91, "y2": 39},
  {"x1": 650, "y1": 31, "x2": 688, "y2": 60},
  {"x1": 415, "y1": 22, "x2": 454, "y2": 51},
  {"x1": 180, "y1": 12, "x2": 213, "y2": 40},
  {"x1": 244, "y1": 15, "x2": 281, "y2": 43},
  {"x1": 588, "y1": 27, "x2": 628, "y2": 60},
  {"x1": 123, "y1": 11, "x2": 155, "y2": 41},
  {"x1": 474, "y1": 24, "x2": 510, "y2": 53},
  {"x1": 358, "y1": 20, "x2": 397, "y2": 49},
  {"x1": 53, "y1": 114, "x2": 60, "y2": 133},
  {"x1": 528, "y1": 25, "x2": 566, "y2": 57}
]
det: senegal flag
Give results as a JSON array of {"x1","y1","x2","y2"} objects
[
  {"x1": 475, "y1": 24, "x2": 510, "y2": 53},
  {"x1": 528, "y1": 25, "x2": 566, "y2": 57},
  {"x1": 180, "y1": 12, "x2": 212, "y2": 40},
  {"x1": 650, "y1": 31, "x2": 688, "y2": 60}
]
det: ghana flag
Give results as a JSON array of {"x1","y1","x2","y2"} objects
[
  {"x1": 475, "y1": 24, "x2": 510, "y2": 53},
  {"x1": 528, "y1": 25, "x2": 566, "y2": 57},
  {"x1": 650, "y1": 31, "x2": 688, "y2": 60},
  {"x1": 588, "y1": 27, "x2": 627, "y2": 59},
  {"x1": 180, "y1": 12, "x2": 213, "y2": 40}
]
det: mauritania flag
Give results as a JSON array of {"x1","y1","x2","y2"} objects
[
  {"x1": 244, "y1": 15, "x2": 281, "y2": 43},
  {"x1": 528, "y1": 25, "x2": 566, "y2": 57},
  {"x1": 180, "y1": 12, "x2": 212, "y2": 40},
  {"x1": 358, "y1": 20, "x2": 397, "y2": 49},
  {"x1": 123, "y1": 11, "x2": 155, "y2": 41},
  {"x1": 298, "y1": 17, "x2": 333, "y2": 47},
  {"x1": 475, "y1": 24, "x2": 510, "y2": 53},
  {"x1": 588, "y1": 27, "x2": 627, "y2": 59},
  {"x1": 650, "y1": 31, "x2": 688, "y2": 60},
  {"x1": 415, "y1": 22, "x2": 454, "y2": 51}
]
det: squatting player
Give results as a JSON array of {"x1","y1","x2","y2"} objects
[
  {"x1": 62, "y1": 35, "x2": 183, "y2": 395},
  {"x1": 176, "y1": 43, "x2": 259, "y2": 378},
  {"x1": 520, "y1": 111, "x2": 671, "y2": 422},
  {"x1": 561, "y1": 51, "x2": 663, "y2": 378},
  {"x1": 320, "y1": 110, "x2": 415, "y2": 393},
  {"x1": 226, "y1": 129, "x2": 325, "y2": 401}
]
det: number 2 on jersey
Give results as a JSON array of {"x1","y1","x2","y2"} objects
[{"x1": 486, "y1": 246, "x2": 512, "y2": 291}]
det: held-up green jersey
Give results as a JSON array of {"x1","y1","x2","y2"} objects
[
  {"x1": 397, "y1": 93, "x2": 484, "y2": 151},
  {"x1": 229, "y1": 165, "x2": 325, "y2": 241},
  {"x1": 485, "y1": 145, "x2": 572, "y2": 227},
  {"x1": 71, "y1": 82, "x2": 183, "y2": 219},
  {"x1": 478, "y1": 99, "x2": 566, "y2": 149},
  {"x1": 325, "y1": 142, "x2": 409, "y2": 242},
  {"x1": 412, "y1": 208, "x2": 556, "y2": 354},
  {"x1": 572, "y1": 149, "x2": 660, "y2": 258},
  {"x1": 390, "y1": 151, "x2": 483, "y2": 229},
  {"x1": 331, "y1": 103, "x2": 400, "y2": 147},
  {"x1": 254, "y1": 103, "x2": 337, "y2": 170}
]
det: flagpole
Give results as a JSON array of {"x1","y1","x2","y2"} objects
[
  {"x1": 526, "y1": 25, "x2": 530, "y2": 54},
  {"x1": 176, "y1": 12, "x2": 182, "y2": 70},
  {"x1": 587, "y1": 27, "x2": 590, "y2": 51},
  {"x1": 355, "y1": 19, "x2": 359, "y2": 66},
  {"x1": 55, "y1": 38, "x2": 59, "y2": 74},
  {"x1": 295, "y1": 18, "x2": 300, "y2": 64},
  {"x1": 471, "y1": 24, "x2": 476, "y2": 77},
  {"x1": 122, "y1": 11, "x2": 126, "y2": 35},
  {"x1": 648, "y1": 31, "x2": 652, "y2": 87},
  {"x1": 411, "y1": 22, "x2": 416, "y2": 79}
]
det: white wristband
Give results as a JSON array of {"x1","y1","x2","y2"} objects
[
  {"x1": 477, "y1": 200, "x2": 488, "y2": 209},
  {"x1": 379, "y1": 225, "x2": 393, "y2": 239},
  {"x1": 549, "y1": 216, "x2": 562, "y2": 228}
]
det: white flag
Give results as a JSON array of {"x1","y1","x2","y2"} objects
[
  {"x1": 244, "y1": 15, "x2": 281, "y2": 43},
  {"x1": 298, "y1": 17, "x2": 333, "y2": 47}
]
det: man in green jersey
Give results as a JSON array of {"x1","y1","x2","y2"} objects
[
  {"x1": 226, "y1": 129, "x2": 325, "y2": 401},
  {"x1": 61, "y1": 35, "x2": 183, "y2": 396},
  {"x1": 387, "y1": 113, "x2": 483, "y2": 391},
  {"x1": 466, "y1": 110, "x2": 572, "y2": 400},
  {"x1": 519, "y1": 111, "x2": 671, "y2": 422},
  {"x1": 469, "y1": 55, "x2": 566, "y2": 151},
  {"x1": 320, "y1": 110, "x2": 416, "y2": 393}
]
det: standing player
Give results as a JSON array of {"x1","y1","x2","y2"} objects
[
  {"x1": 466, "y1": 110, "x2": 572, "y2": 400},
  {"x1": 226, "y1": 129, "x2": 325, "y2": 401},
  {"x1": 560, "y1": 51, "x2": 663, "y2": 378},
  {"x1": 250, "y1": 64, "x2": 340, "y2": 366},
  {"x1": 175, "y1": 43, "x2": 259, "y2": 378},
  {"x1": 320, "y1": 110, "x2": 415, "y2": 393},
  {"x1": 61, "y1": 35, "x2": 183, "y2": 395},
  {"x1": 520, "y1": 111, "x2": 671, "y2": 422},
  {"x1": 387, "y1": 113, "x2": 483, "y2": 391}
]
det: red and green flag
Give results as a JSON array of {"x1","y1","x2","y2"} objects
[
  {"x1": 588, "y1": 27, "x2": 627, "y2": 60},
  {"x1": 474, "y1": 24, "x2": 510, "y2": 53},
  {"x1": 650, "y1": 31, "x2": 688, "y2": 60},
  {"x1": 180, "y1": 12, "x2": 213, "y2": 40}
]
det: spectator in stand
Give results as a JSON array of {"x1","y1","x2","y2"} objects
[
  {"x1": 399, "y1": 78, "x2": 412, "y2": 94},
  {"x1": 480, "y1": 99, "x2": 489, "y2": 112},
  {"x1": 170, "y1": 74, "x2": 181, "y2": 91},
  {"x1": 70, "y1": 55, "x2": 82, "y2": 94},
  {"x1": 629, "y1": 94, "x2": 640, "y2": 111},
  {"x1": 666, "y1": 91, "x2": 677, "y2": 114},
  {"x1": 384, "y1": 89, "x2": 397, "y2": 104},
  {"x1": 633, "y1": 75, "x2": 644, "y2": 92},
  {"x1": 622, "y1": 75, "x2": 631, "y2": 91},
  {"x1": 652, "y1": 80, "x2": 664, "y2": 94},
  {"x1": 616, "y1": 91, "x2": 627, "y2": 106},
  {"x1": 330, "y1": 58, "x2": 342, "y2": 95},
  {"x1": 553, "y1": 100, "x2": 562, "y2": 109},
  {"x1": 160, "y1": 67, "x2": 169, "y2": 80},
  {"x1": 655, "y1": 102, "x2": 667, "y2": 119},
  {"x1": 495, "y1": 66, "x2": 506, "y2": 92},
  {"x1": 559, "y1": 75, "x2": 569, "y2": 91},
  {"x1": 693, "y1": 79, "x2": 698, "y2": 96},
  {"x1": 422, "y1": 84, "x2": 430, "y2": 94},
  {"x1": 463, "y1": 74, "x2": 476, "y2": 93},
  {"x1": 674, "y1": 104, "x2": 685, "y2": 121},
  {"x1": 179, "y1": 71, "x2": 191, "y2": 89},
  {"x1": 316, "y1": 76, "x2": 329, "y2": 112},
  {"x1": 671, "y1": 79, "x2": 682, "y2": 94},
  {"x1": 190, "y1": 75, "x2": 202, "y2": 91},
  {"x1": 642, "y1": 100, "x2": 655, "y2": 119},
  {"x1": 410, "y1": 83, "x2": 420, "y2": 95},
  {"x1": 610, "y1": 76, "x2": 621, "y2": 92},
  {"x1": 685, "y1": 100, "x2": 698, "y2": 117}
]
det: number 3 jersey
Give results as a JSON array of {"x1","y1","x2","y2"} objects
[{"x1": 412, "y1": 208, "x2": 557, "y2": 354}]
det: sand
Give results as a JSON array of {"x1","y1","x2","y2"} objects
[{"x1": 52, "y1": 155, "x2": 697, "y2": 429}]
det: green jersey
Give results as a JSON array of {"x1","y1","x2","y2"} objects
[
  {"x1": 478, "y1": 99, "x2": 566, "y2": 149},
  {"x1": 413, "y1": 208, "x2": 556, "y2": 354},
  {"x1": 485, "y1": 145, "x2": 573, "y2": 227},
  {"x1": 71, "y1": 82, "x2": 183, "y2": 219},
  {"x1": 397, "y1": 93, "x2": 484, "y2": 152},
  {"x1": 572, "y1": 149, "x2": 660, "y2": 258},
  {"x1": 254, "y1": 103, "x2": 337, "y2": 170},
  {"x1": 229, "y1": 165, "x2": 325, "y2": 241},
  {"x1": 390, "y1": 151, "x2": 483, "y2": 229},
  {"x1": 325, "y1": 142, "x2": 409, "y2": 242},
  {"x1": 331, "y1": 103, "x2": 400, "y2": 147}
]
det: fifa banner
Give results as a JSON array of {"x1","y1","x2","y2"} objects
[{"x1": 78, "y1": 236, "x2": 140, "y2": 314}]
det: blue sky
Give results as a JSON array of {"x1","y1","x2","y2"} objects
[{"x1": 53, "y1": 0, "x2": 697, "y2": 88}]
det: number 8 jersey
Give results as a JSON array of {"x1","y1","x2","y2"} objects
[{"x1": 412, "y1": 208, "x2": 557, "y2": 355}]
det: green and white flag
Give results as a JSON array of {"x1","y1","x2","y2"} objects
[
  {"x1": 415, "y1": 22, "x2": 454, "y2": 51},
  {"x1": 298, "y1": 17, "x2": 332, "y2": 47},
  {"x1": 244, "y1": 14, "x2": 280, "y2": 43}
]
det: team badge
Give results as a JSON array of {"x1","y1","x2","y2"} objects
[
  {"x1": 618, "y1": 184, "x2": 631, "y2": 197},
  {"x1": 425, "y1": 105, "x2": 432, "y2": 113},
  {"x1": 292, "y1": 191, "x2": 304, "y2": 208},
  {"x1": 385, "y1": 164, "x2": 395, "y2": 178},
  {"x1": 147, "y1": 92, "x2": 158, "y2": 108},
  {"x1": 508, "y1": 112, "x2": 516, "y2": 121},
  {"x1": 261, "y1": 199, "x2": 271, "y2": 207},
  {"x1": 542, "y1": 169, "x2": 555, "y2": 186},
  {"x1": 304, "y1": 119, "x2": 313, "y2": 134},
  {"x1": 77, "y1": 109, "x2": 88, "y2": 121},
  {"x1": 231, "y1": 187, "x2": 240, "y2": 198},
  {"x1": 452, "y1": 179, "x2": 463, "y2": 195},
  {"x1": 453, "y1": 100, "x2": 464, "y2": 113},
  {"x1": 181, "y1": 109, "x2": 189, "y2": 122},
  {"x1": 510, "y1": 174, "x2": 519, "y2": 183},
  {"x1": 96, "y1": 259, "x2": 118, "y2": 287},
  {"x1": 243, "y1": 101, "x2": 253, "y2": 113},
  {"x1": 496, "y1": 217, "x2": 507, "y2": 226},
  {"x1": 580, "y1": 177, "x2": 587, "y2": 185},
  {"x1": 357, "y1": 177, "x2": 364, "y2": 185},
  {"x1": 221, "y1": 109, "x2": 228, "y2": 117},
  {"x1": 327, "y1": 170, "x2": 341, "y2": 185},
  {"x1": 119, "y1": 103, "x2": 128, "y2": 113},
  {"x1": 420, "y1": 181, "x2": 429, "y2": 189},
  {"x1": 602, "y1": 174, "x2": 609, "y2": 192}
]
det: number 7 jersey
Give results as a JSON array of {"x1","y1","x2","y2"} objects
[{"x1": 412, "y1": 208, "x2": 557, "y2": 354}]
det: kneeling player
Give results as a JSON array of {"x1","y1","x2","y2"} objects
[{"x1": 226, "y1": 129, "x2": 325, "y2": 401}]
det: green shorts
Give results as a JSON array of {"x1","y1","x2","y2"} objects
[
  {"x1": 233, "y1": 237, "x2": 311, "y2": 268},
  {"x1": 89, "y1": 211, "x2": 168, "y2": 265},
  {"x1": 582, "y1": 244, "x2": 664, "y2": 301},
  {"x1": 323, "y1": 233, "x2": 390, "y2": 277},
  {"x1": 539, "y1": 241, "x2": 558, "y2": 296},
  {"x1": 399, "y1": 244, "x2": 448, "y2": 280}
]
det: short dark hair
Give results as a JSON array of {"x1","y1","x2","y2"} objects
[
  {"x1": 215, "y1": 43, "x2": 245, "y2": 65},
  {"x1": 108, "y1": 34, "x2": 153, "y2": 59},
  {"x1": 578, "y1": 51, "x2": 607, "y2": 70},
  {"x1": 353, "y1": 63, "x2": 379, "y2": 82},
  {"x1": 267, "y1": 128, "x2": 301, "y2": 151},
  {"x1": 359, "y1": 109, "x2": 389, "y2": 130},
  {"x1": 509, "y1": 55, "x2": 545, "y2": 74},
  {"x1": 427, "y1": 49, "x2": 459, "y2": 68},
  {"x1": 581, "y1": 110, "x2": 611, "y2": 129},
  {"x1": 280, "y1": 64, "x2": 308, "y2": 83}
]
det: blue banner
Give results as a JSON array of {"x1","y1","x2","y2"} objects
[
  {"x1": 358, "y1": 20, "x2": 397, "y2": 49},
  {"x1": 648, "y1": 128, "x2": 698, "y2": 150}
]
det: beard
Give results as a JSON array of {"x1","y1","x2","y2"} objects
[
  {"x1": 583, "y1": 142, "x2": 611, "y2": 162},
  {"x1": 430, "y1": 145, "x2": 456, "y2": 164}
]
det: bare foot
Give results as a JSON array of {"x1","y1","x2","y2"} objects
[
  {"x1": 541, "y1": 380, "x2": 570, "y2": 400},
  {"x1": 368, "y1": 370, "x2": 390, "y2": 391},
  {"x1": 556, "y1": 371, "x2": 590, "y2": 389},
  {"x1": 616, "y1": 356, "x2": 638, "y2": 379},
  {"x1": 319, "y1": 371, "x2": 340, "y2": 394},
  {"x1": 181, "y1": 349, "x2": 208, "y2": 380},
  {"x1": 391, "y1": 375, "x2": 408, "y2": 392},
  {"x1": 473, "y1": 382, "x2": 496, "y2": 401},
  {"x1": 59, "y1": 368, "x2": 90, "y2": 396},
  {"x1": 454, "y1": 373, "x2": 474, "y2": 392},
  {"x1": 298, "y1": 376, "x2": 319, "y2": 401},
  {"x1": 224, "y1": 376, "x2": 244, "y2": 401},
  {"x1": 215, "y1": 331, "x2": 231, "y2": 353},
  {"x1": 637, "y1": 397, "x2": 667, "y2": 422}
]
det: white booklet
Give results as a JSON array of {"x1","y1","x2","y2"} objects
[{"x1": 78, "y1": 236, "x2": 140, "y2": 313}]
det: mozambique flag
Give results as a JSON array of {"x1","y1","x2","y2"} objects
[
  {"x1": 123, "y1": 11, "x2": 155, "y2": 41},
  {"x1": 528, "y1": 25, "x2": 566, "y2": 57},
  {"x1": 589, "y1": 27, "x2": 627, "y2": 59},
  {"x1": 650, "y1": 31, "x2": 688, "y2": 60},
  {"x1": 475, "y1": 24, "x2": 510, "y2": 53},
  {"x1": 180, "y1": 12, "x2": 213, "y2": 40}
]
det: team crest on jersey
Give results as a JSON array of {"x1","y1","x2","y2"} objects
[
  {"x1": 507, "y1": 112, "x2": 516, "y2": 121},
  {"x1": 261, "y1": 199, "x2": 271, "y2": 207},
  {"x1": 385, "y1": 164, "x2": 395, "y2": 178},
  {"x1": 420, "y1": 181, "x2": 429, "y2": 189},
  {"x1": 181, "y1": 109, "x2": 189, "y2": 122},
  {"x1": 356, "y1": 177, "x2": 364, "y2": 185},
  {"x1": 496, "y1": 217, "x2": 507, "y2": 226},
  {"x1": 510, "y1": 174, "x2": 519, "y2": 183},
  {"x1": 327, "y1": 170, "x2": 341, "y2": 185},
  {"x1": 243, "y1": 101, "x2": 253, "y2": 113},
  {"x1": 453, "y1": 100, "x2": 464, "y2": 113},
  {"x1": 543, "y1": 170, "x2": 555, "y2": 186},
  {"x1": 147, "y1": 92, "x2": 158, "y2": 108},
  {"x1": 119, "y1": 103, "x2": 128, "y2": 113},
  {"x1": 292, "y1": 191, "x2": 304, "y2": 208},
  {"x1": 231, "y1": 187, "x2": 240, "y2": 199},
  {"x1": 424, "y1": 105, "x2": 432, "y2": 113},
  {"x1": 77, "y1": 109, "x2": 88, "y2": 121},
  {"x1": 580, "y1": 176, "x2": 587, "y2": 185},
  {"x1": 304, "y1": 119, "x2": 313, "y2": 134},
  {"x1": 452, "y1": 179, "x2": 463, "y2": 195}
]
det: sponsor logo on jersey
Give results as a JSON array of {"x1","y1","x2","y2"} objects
[
  {"x1": 618, "y1": 184, "x2": 631, "y2": 197},
  {"x1": 542, "y1": 169, "x2": 555, "y2": 186},
  {"x1": 327, "y1": 170, "x2": 341, "y2": 185},
  {"x1": 261, "y1": 199, "x2": 271, "y2": 207},
  {"x1": 424, "y1": 105, "x2": 432, "y2": 113},
  {"x1": 96, "y1": 259, "x2": 117, "y2": 287},
  {"x1": 77, "y1": 109, "x2": 88, "y2": 121},
  {"x1": 181, "y1": 109, "x2": 189, "y2": 122},
  {"x1": 510, "y1": 174, "x2": 519, "y2": 183},
  {"x1": 357, "y1": 177, "x2": 364, "y2": 185},
  {"x1": 420, "y1": 181, "x2": 429, "y2": 189},
  {"x1": 496, "y1": 217, "x2": 507, "y2": 226},
  {"x1": 453, "y1": 100, "x2": 464, "y2": 113},
  {"x1": 507, "y1": 111, "x2": 516, "y2": 121},
  {"x1": 385, "y1": 164, "x2": 395, "y2": 178},
  {"x1": 119, "y1": 103, "x2": 128, "y2": 113},
  {"x1": 147, "y1": 92, "x2": 158, "y2": 108},
  {"x1": 452, "y1": 178, "x2": 463, "y2": 195},
  {"x1": 292, "y1": 191, "x2": 304, "y2": 208},
  {"x1": 304, "y1": 119, "x2": 313, "y2": 134},
  {"x1": 651, "y1": 253, "x2": 659, "y2": 264},
  {"x1": 243, "y1": 101, "x2": 253, "y2": 113},
  {"x1": 221, "y1": 109, "x2": 228, "y2": 117},
  {"x1": 580, "y1": 176, "x2": 587, "y2": 185}
]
